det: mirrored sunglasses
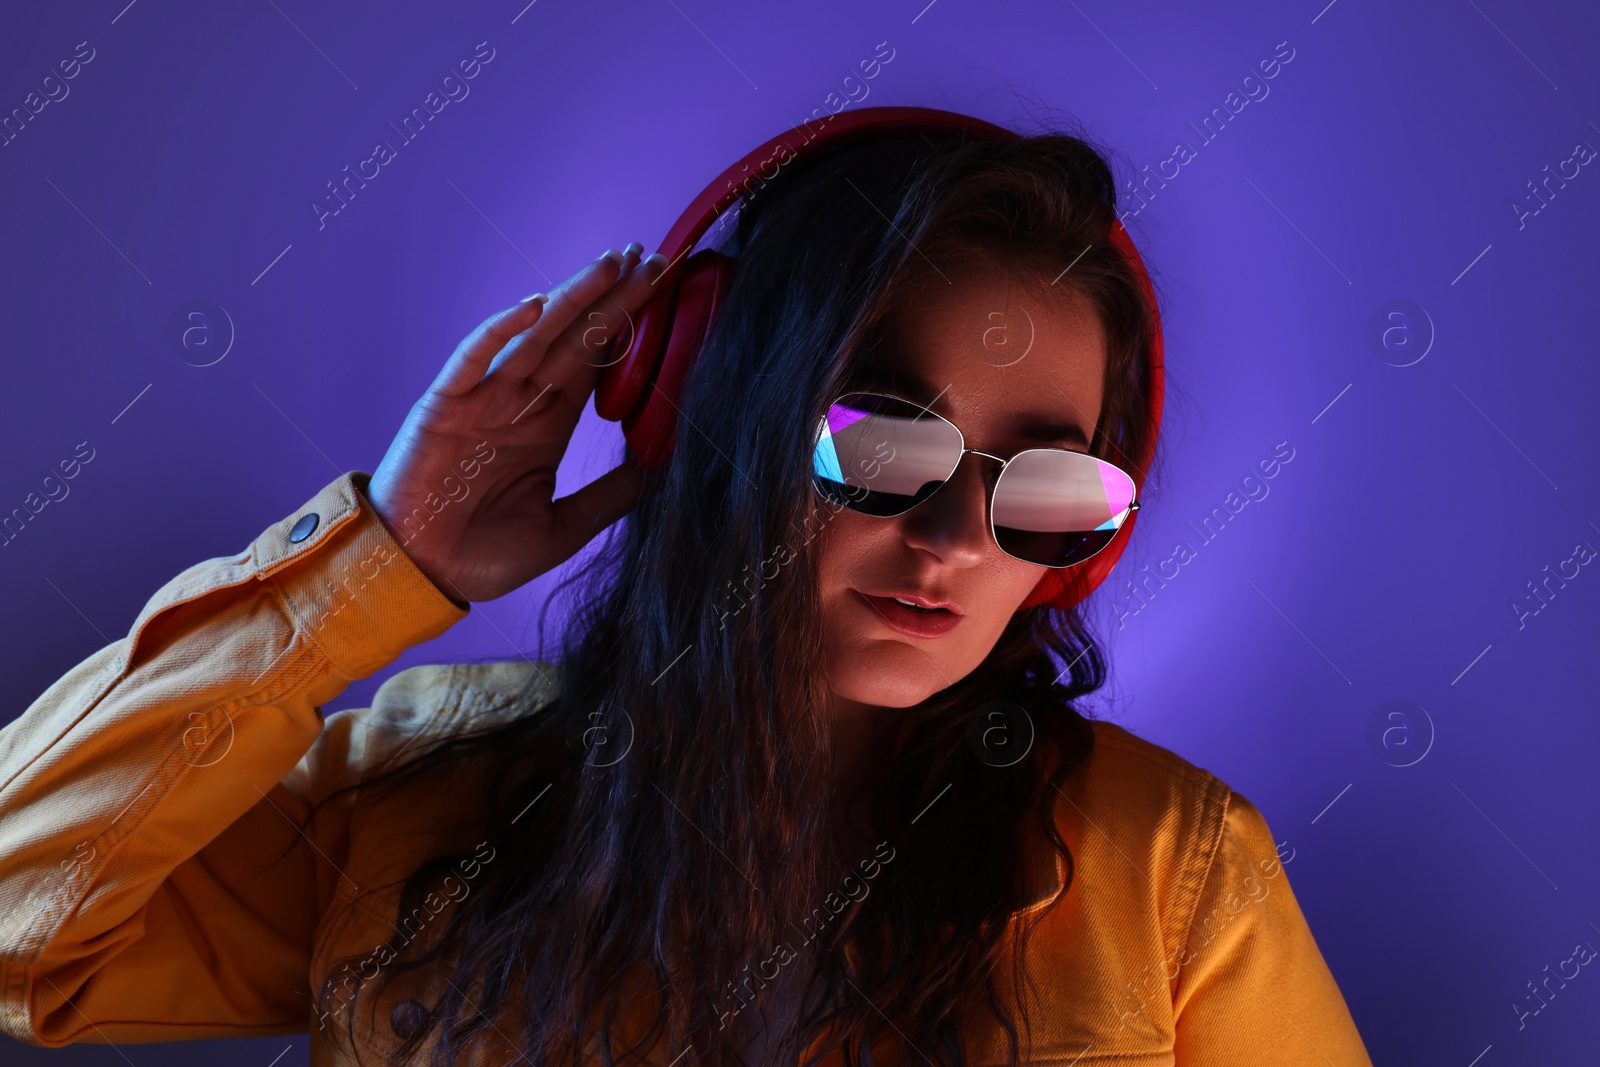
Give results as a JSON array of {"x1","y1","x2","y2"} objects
[{"x1": 811, "y1": 391, "x2": 1140, "y2": 569}]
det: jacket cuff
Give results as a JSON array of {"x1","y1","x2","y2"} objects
[{"x1": 251, "y1": 471, "x2": 470, "y2": 679}]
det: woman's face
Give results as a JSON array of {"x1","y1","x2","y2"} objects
[{"x1": 817, "y1": 264, "x2": 1107, "y2": 712}]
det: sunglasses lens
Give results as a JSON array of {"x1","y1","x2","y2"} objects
[
  {"x1": 812, "y1": 393, "x2": 962, "y2": 516},
  {"x1": 992, "y1": 450, "x2": 1137, "y2": 568}
]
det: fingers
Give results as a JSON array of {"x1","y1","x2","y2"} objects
[
  {"x1": 431, "y1": 245, "x2": 641, "y2": 397},
  {"x1": 547, "y1": 454, "x2": 646, "y2": 559},
  {"x1": 617, "y1": 241, "x2": 643, "y2": 276},
  {"x1": 430, "y1": 291, "x2": 550, "y2": 397},
  {"x1": 496, "y1": 246, "x2": 668, "y2": 389}
]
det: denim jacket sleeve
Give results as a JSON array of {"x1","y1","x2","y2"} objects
[
  {"x1": 0, "y1": 470, "x2": 470, "y2": 1046},
  {"x1": 1170, "y1": 789, "x2": 1373, "y2": 1066}
]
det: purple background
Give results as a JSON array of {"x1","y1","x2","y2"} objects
[{"x1": 4, "y1": 0, "x2": 1597, "y2": 1063}]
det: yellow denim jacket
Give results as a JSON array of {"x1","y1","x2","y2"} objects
[{"x1": 0, "y1": 471, "x2": 1373, "y2": 1066}]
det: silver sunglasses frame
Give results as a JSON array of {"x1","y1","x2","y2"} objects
[{"x1": 812, "y1": 390, "x2": 1142, "y2": 569}]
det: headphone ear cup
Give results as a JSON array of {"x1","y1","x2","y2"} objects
[
  {"x1": 594, "y1": 277, "x2": 676, "y2": 423},
  {"x1": 622, "y1": 249, "x2": 737, "y2": 470}
]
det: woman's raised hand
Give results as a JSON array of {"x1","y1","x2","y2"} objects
[{"x1": 366, "y1": 243, "x2": 666, "y2": 605}]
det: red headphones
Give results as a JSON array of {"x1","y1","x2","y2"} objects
[{"x1": 594, "y1": 105, "x2": 1165, "y2": 613}]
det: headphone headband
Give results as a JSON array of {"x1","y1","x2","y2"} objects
[
  {"x1": 595, "y1": 106, "x2": 1164, "y2": 613},
  {"x1": 653, "y1": 106, "x2": 1020, "y2": 273}
]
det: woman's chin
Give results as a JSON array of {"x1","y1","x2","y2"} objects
[{"x1": 827, "y1": 664, "x2": 943, "y2": 710}]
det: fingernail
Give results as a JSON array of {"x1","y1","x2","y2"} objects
[
  {"x1": 600, "y1": 248, "x2": 623, "y2": 265},
  {"x1": 640, "y1": 253, "x2": 667, "y2": 270},
  {"x1": 519, "y1": 292, "x2": 547, "y2": 304},
  {"x1": 623, "y1": 241, "x2": 644, "y2": 257}
]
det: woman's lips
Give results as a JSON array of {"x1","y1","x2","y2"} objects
[{"x1": 854, "y1": 590, "x2": 962, "y2": 639}]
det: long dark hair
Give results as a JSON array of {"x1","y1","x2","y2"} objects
[{"x1": 296, "y1": 119, "x2": 1160, "y2": 1067}]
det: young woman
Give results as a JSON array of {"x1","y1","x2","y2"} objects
[{"x1": 0, "y1": 117, "x2": 1372, "y2": 1066}]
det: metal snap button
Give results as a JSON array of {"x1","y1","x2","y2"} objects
[
  {"x1": 390, "y1": 998, "x2": 428, "y2": 1039},
  {"x1": 289, "y1": 513, "x2": 319, "y2": 543}
]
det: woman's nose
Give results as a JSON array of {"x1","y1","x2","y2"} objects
[{"x1": 897, "y1": 452, "x2": 994, "y2": 567}]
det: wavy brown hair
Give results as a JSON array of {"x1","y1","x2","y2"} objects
[{"x1": 291, "y1": 117, "x2": 1162, "y2": 1066}]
